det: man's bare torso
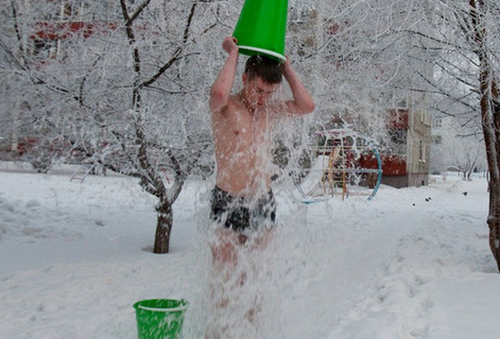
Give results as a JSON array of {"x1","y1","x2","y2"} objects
[{"x1": 212, "y1": 94, "x2": 274, "y2": 197}]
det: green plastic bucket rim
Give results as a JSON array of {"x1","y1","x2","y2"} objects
[
  {"x1": 238, "y1": 45, "x2": 286, "y2": 61},
  {"x1": 133, "y1": 299, "x2": 188, "y2": 313}
]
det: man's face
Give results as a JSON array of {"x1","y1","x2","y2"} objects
[{"x1": 242, "y1": 75, "x2": 280, "y2": 110}]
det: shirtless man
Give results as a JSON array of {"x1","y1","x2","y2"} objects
[
  {"x1": 207, "y1": 36, "x2": 314, "y2": 337},
  {"x1": 209, "y1": 36, "x2": 314, "y2": 239}
]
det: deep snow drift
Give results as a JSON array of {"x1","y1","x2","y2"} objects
[{"x1": 0, "y1": 162, "x2": 498, "y2": 339}]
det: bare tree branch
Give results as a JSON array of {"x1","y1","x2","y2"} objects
[{"x1": 140, "y1": 3, "x2": 197, "y2": 88}]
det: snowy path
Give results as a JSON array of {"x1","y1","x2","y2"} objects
[
  {"x1": 321, "y1": 180, "x2": 497, "y2": 339},
  {"x1": 276, "y1": 187, "x2": 429, "y2": 338},
  {"x1": 0, "y1": 167, "x2": 498, "y2": 339}
]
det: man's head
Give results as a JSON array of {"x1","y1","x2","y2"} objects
[
  {"x1": 244, "y1": 55, "x2": 284, "y2": 84},
  {"x1": 242, "y1": 55, "x2": 283, "y2": 109}
]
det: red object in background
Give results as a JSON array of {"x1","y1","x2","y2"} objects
[
  {"x1": 388, "y1": 108, "x2": 409, "y2": 130},
  {"x1": 358, "y1": 153, "x2": 379, "y2": 170},
  {"x1": 381, "y1": 154, "x2": 406, "y2": 176},
  {"x1": 17, "y1": 137, "x2": 39, "y2": 156},
  {"x1": 31, "y1": 21, "x2": 118, "y2": 40}
]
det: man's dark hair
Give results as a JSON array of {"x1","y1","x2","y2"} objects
[{"x1": 244, "y1": 55, "x2": 284, "y2": 84}]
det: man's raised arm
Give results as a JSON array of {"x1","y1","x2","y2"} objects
[
  {"x1": 209, "y1": 37, "x2": 239, "y2": 113},
  {"x1": 282, "y1": 57, "x2": 315, "y2": 115}
]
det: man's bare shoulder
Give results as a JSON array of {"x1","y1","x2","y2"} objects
[{"x1": 212, "y1": 94, "x2": 241, "y2": 116}]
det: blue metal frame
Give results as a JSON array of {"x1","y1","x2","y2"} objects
[{"x1": 367, "y1": 147, "x2": 383, "y2": 201}]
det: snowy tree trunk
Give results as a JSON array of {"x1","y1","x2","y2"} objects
[
  {"x1": 480, "y1": 75, "x2": 500, "y2": 271},
  {"x1": 154, "y1": 198, "x2": 173, "y2": 254},
  {"x1": 469, "y1": 0, "x2": 500, "y2": 272},
  {"x1": 487, "y1": 180, "x2": 500, "y2": 271},
  {"x1": 481, "y1": 77, "x2": 500, "y2": 271}
]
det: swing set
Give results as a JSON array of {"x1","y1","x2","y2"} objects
[{"x1": 294, "y1": 129, "x2": 382, "y2": 204}]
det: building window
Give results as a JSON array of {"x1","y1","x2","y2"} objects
[
  {"x1": 387, "y1": 128, "x2": 407, "y2": 155},
  {"x1": 391, "y1": 128, "x2": 407, "y2": 143},
  {"x1": 419, "y1": 140, "x2": 426, "y2": 163}
]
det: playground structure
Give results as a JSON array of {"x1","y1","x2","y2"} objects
[{"x1": 294, "y1": 129, "x2": 382, "y2": 203}]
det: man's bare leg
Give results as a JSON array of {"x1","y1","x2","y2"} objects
[{"x1": 206, "y1": 228, "x2": 273, "y2": 338}]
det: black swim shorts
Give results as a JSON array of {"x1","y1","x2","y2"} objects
[{"x1": 210, "y1": 186, "x2": 276, "y2": 233}]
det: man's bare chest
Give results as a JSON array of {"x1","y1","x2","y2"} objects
[{"x1": 228, "y1": 112, "x2": 270, "y2": 145}]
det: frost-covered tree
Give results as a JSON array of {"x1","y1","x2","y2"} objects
[
  {"x1": 410, "y1": 0, "x2": 500, "y2": 271},
  {"x1": 0, "y1": 0, "x2": 226, "y2": 253},
  {"x1": 431, "y1": 107, "x2": 487, "y2": 179},
  {"x1": 291, "y1": 1, "x2": 436, "y2": 149}
]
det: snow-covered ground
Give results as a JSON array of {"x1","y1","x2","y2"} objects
[{"x1": 0, "y1": 162, "x2": 498, "y2": 339}]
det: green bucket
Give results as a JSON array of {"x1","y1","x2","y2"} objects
[
  {"x1": 133, "y1": 299, "x2": 188, "y2": 339},
  {"x1": 233, "y1": 0, "x2": 289, "y2": 61}
]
